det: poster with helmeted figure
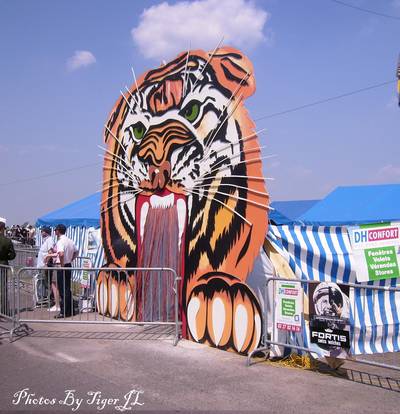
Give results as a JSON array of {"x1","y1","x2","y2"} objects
[{"x1": 308, "y1": 282, "x2": 351, "y2": 358}]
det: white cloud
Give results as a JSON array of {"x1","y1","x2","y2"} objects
[
  {"x1": 67, "y1": 50, "x2": 96, "y2": 71},
  {"x1": 376, "y1": 164, "x2": 400, "y2": 181},
  {"x1": 132, "y1": 0, "x2": 270, "y2": 61}
]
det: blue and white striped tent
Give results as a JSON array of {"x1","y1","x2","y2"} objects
[
  {"x1": 267, "y1": 223, "x2": 400, "y2": 355},
  {"x1": 267, "y1": 185, "x2": 400, "y2": 355}
]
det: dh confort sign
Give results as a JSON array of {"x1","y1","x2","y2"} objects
[{"x1": 349, "y1": 223, "x2": 400, "y2": 282}]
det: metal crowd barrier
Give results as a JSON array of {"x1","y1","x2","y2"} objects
[
  {"x1": 0, "y1": 265, "x2": 15, "y2": 326},
  {"x1": 10, "y1": 247, "x2": 39, "y2": 269},
  {"x1": 247, "y1": 277, "x2": 400, "y2": 372},
  {"x1": 14, "y1": 266, "x2": 182, "y2": 345},
  {"x1": 0, "y1": 264, "x2": 28, "y2": 340}
]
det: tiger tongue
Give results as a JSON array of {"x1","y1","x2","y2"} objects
[{"x1": 136, "y1": 206, "x2": 181, "y2": 322}]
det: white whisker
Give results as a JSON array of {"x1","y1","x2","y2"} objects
[
  {"x1": 102, "y1": 166, "x2": 139, "y2": 186},
  {"x1": 98, "y1": 145, "x2": 134, "y2": 172},
  {"x1": 125, "y1": 86, "x2": 142, "y2": 113},
  {"x1": 100, "y1": 190, "x2": 142, "y2": 211},
  {"x1": 189, "y1": 183, "x2": 269, "y2": 198},
  {"x1": 102, "y1": 157, "x2": 137, "y2": 183},
  {"x1": 203, "y1": 72, "x2": 250, "y2": 158},
  {"x1": 191, "y1": 36, "x2": 224, "y2": 92},
  {"x1": 199, "y1": 154, "x2": 277, "y2": 179},
  {"x1": 202, "y1": 145, "x2": 271, "y2": 174},
  {"x1": 185, "y1": 187, "x2": 252, "y2": 226},
  {"x1": 201, "y1": 128, "x2": 268, "y2": 164},
  {"x1": 182, "y1": 46, "x2": 191, "y2": 98},
  {"x1": 120, "y1": 90, "x2": 134, "y2": 111},
  {"x1": 97, "y1": 179, "x2": 139, "y2": 191},
  {"x1": 131, "y1": 67, "x2": 143, "y2": 101},
  {"x1": 104, "y1": 125, "x2": 130, "y2": 160},
  {"x1": 97, "y1": 183, "x2": 138, "y2": 194},
  {"x1": 195, "y1": 174, "x2": 274, "y2": 182},
  {"x1": 191, "y1": 187, "x2": 271, "y2": 211},
  {"x1": 203, "y1": 94, "x2": 243, "y2": 160}
]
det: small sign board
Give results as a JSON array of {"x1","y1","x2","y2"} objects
[
  {"x1": 275, "y1": 280, "x2": 302, "y2": 332},
  {"x1": 80, "y1": 258, "x2": 92, "y2": 288}
]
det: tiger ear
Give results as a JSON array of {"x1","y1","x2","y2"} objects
[{"x1": 209, "y1": 47, "x2": 255, "y2": 99}]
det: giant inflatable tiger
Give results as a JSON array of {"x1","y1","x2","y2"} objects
[{"x1": 99, "y1": 47, "x2": 269, "y2": 354}]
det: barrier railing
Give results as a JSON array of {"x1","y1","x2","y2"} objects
[
  {"x1": 10, "y1": 248, "x2": 39, "y2": 269},
  {"x1": 247, "y1": 277, "x2": 400, "y2": 372},
  {"x1": 15, "y1": 266, "x2": 182, "y2": 345},
  {"x1": 0, "y1": 264, "x2": 21, "y2": 340},
  {"x1": 0, "y1": 265, "x2": 15, "y2": 321}
]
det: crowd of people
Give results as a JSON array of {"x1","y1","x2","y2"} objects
[{"x1": 5, "y1": 223, "x2": 36, "y2": 246}]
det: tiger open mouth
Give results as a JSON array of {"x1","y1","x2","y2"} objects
[{"x1": 135, "y1": 188, "x2": 187, "y2": 272}]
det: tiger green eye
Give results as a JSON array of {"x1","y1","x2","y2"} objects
[
  {"x1": 182, "y1": 101, "x2": 200, "y2": 122},
  {"x1": 132, "y1": 122, "x2": 145, "y2": 141}
]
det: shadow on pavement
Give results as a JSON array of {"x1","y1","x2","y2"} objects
[
  {"x1": 316, "y1": 361, "x2": 400, "y2": 393},
  {"x1": 23, "y1": 325, "x2": 175, "y2": 341}
]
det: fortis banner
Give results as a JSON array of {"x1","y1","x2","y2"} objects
[
  {"x1": 349, "y1": 222, "x2": 400, "y2": 282},
  {"x1": 309, "y1": 282, "x2": 351, "y2": 359}
]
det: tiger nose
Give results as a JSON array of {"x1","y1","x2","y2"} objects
[
  {"x1": 137, "y1": 120, "x2": 193, "y2": 166},
  {"x1": 148, "y1": 161, "x2": 171, "y2": 190}
]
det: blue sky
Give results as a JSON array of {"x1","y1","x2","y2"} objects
[{"x1": 0, "y1": 0, "x2": 399, "y2": 224}]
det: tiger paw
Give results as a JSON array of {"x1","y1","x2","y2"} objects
[
  {"x1": 186, "y1": 277, "x2": 262, "y2": 354},
  {"x1": 96, "y1": 267, "x2": 136, "y2": 321}
]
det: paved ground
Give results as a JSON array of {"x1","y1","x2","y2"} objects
[{"x1": 0, "y1": 322, "x2": 399, "y2": 414}]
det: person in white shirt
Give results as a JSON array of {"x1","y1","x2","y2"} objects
[
  {"x1": 37, "y1": 227, "x2": 54, "y2": 268},
  {"x1": 54, "y1": 224, "x2": 79, "y2": 318},
  {"x1": 37, "y1": 227, "x2": 60, "y2": 311}
]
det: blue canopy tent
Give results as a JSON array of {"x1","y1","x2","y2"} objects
[
  {"x1": 299, "y1": 184, "x2": 400, "y2": 226},
  {"x1": 35, "y1": 193, "x2": 103, "y2": 267},
  {"x1": 269, "y1": 199, "x2": 319, "y2": 225},
  {"x1": 36, "y1": 193, "x2": 101, "y2": 228}
]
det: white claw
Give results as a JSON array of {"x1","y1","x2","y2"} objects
[
  {"x1": 234, "y1": 304, "x2": 248, "y2": 352},
  {"x1": 110, "y1": 283, "x2": 118, "y2": 317},
  {"x1": 254, "y1": 314, "x2": 261, "y2": 349},
  {"x1": 97, "y1": 281, "x2": 108, "y2": 315},
  {"x1": 187, "y1": 297, "x2": 200, "y2": 341},
  {"x1": 212, "y1": 298, "x2": 225, "y2": 346},
  {"x1": 126, "y1": 287, "x2": 134, "y2": 321}
]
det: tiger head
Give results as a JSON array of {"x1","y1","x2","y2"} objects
[{"x1": 101, "y1": 47, "x2": 269, "y2": 285}]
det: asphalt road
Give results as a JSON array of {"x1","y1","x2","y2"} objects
[{"x1": 0, "y1": 323, "x2": 399, "y2": 413}]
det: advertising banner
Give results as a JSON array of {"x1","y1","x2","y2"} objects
[
  {"x1": 349, "y1": 222, "x2": 400, "y2": 282},
  {"x1": 309, "y1": 281, "x2": 351, "y2": 358},
  {"x1": 275, "y1": 280, "x2": 302, "y2": 332},
  {"x1": 80, "y1": 258, "x2": 92, "y2": 288}
]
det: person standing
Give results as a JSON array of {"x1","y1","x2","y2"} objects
[
  {"x1": 0, "y1": 219, "x2": 16, "y2": 316},
  {"x1": 37, "y1": 226, "x2": 60, "y2": 311},
  {"x1": 54, "y1": 224, "x2": 78, "y2": 318}
]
